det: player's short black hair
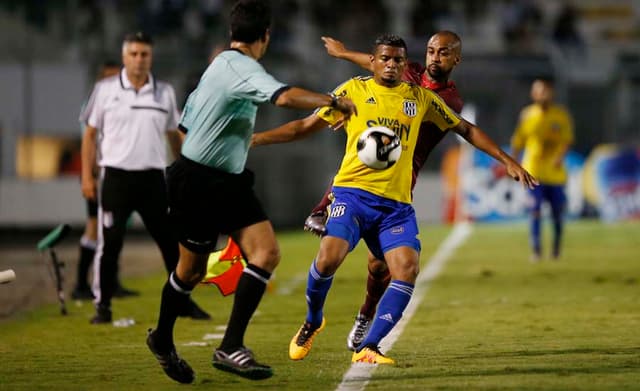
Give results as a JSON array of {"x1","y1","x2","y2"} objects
[
  {"x1": 230, "y1": 0, "x2": 271, "y2": 43},
  {"x1": 123, "y1": 31, "x2": 153, "y2": 46},
  {"x1": 373, "y1": 34, "x2": 408, "y2": 54}
]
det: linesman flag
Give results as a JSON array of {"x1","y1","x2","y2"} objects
[{"x1": 201, "y1": 237, "x2": 246, "y2": 296}]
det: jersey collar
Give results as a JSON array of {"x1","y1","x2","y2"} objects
[
  {"x1": 119, "y1": 68, "x2": 155, "y2": 92},
  {"x1": 421, "y1": 73, "x2": 454, "y2": 91}
]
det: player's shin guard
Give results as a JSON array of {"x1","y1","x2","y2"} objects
[
  {"x1": 155, "y1": 272, "x2": 192, "y2": 351},
  {"x1": 219, "y1": 264, "x2": 271, "y2": 352},
  {"x1": 359, "y1": 280, "x2": 413, "y2": 350},
  {"x1": 305, "y1": 260, "x2": 334, "y2": 327}
]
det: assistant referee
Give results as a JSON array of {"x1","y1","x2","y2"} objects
[{"x1": 81, "y1": 32, "x2": 209, "y2": 324}]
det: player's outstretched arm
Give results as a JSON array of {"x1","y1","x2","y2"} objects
[
  {"x1": 510, "y1": 144, "x2": 523, "y2": 164},
  {"x1": 275, "y1": 87, "x2": 357, "y2": 119},
  {"x1": 252, "y1": 114, "x2": 328, "y2": 146},
  {"x1": 453, "y1": 120, "x2": 539, "y2": 189},
  {"x1": 321, "y1": 37, "x2": 373, "y2": 72}
]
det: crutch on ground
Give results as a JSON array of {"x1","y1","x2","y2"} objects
[{"x1": 37, "y1": 224, "x2": 71, "y2": 315}]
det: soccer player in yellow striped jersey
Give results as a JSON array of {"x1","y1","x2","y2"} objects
[
  {"x1": 511, "y1": 78, "x2": 574, "y2": 261},
  {"x1": 252, "y1": 34, "x2": 537, "y2": 364},
  {"x1": 322, "y1": 75, "x2": 456, "y2": 204}
]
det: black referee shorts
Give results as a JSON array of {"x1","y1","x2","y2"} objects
[{"x1": 167, "y1": 155, "x2": 268, "y2": 254}]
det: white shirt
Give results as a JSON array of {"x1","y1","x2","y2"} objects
[{"x1": 85, "y1": 69, "x2": 179, "y2": 170}]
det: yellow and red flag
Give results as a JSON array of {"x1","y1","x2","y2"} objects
[{"x1": 201, "y1": 237, "x2": 246, "y2": 296}]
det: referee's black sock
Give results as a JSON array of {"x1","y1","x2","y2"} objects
[
  {"x1": 218, "y1": 264, "x2": 271, "y2": 352},
  {"x1": 155, "y1": 272, "x2": 191, "y2": 352}
]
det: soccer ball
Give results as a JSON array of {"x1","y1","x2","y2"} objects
[{"x1": 356, "y1": 126, "x2": 402, "y2": 169}]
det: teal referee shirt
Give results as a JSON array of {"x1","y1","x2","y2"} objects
[{"x1": 179, "y1": 49, "x2": 288, "y2": 173}]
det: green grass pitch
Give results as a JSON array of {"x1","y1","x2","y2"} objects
[{"x1": 0, "y1": 219, "x2": 638, "y2": 390}]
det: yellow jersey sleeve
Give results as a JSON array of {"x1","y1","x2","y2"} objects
[{"x1": 422, "y1": 91, "x2": 461, "y2": 131}]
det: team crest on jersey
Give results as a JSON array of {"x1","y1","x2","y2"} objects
[{"x1": 403, "y1": 100, "x2": 417, "y2": 117}]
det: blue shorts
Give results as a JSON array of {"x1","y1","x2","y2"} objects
[
  {"x1": 527, "y1": 184, "x2": 566, "y2": 214},
  {"x1": 325, "y1": 187, "x2": 421, "y2": 260}
]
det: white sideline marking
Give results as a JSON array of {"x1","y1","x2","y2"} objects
[{"x1": 336, "y1": 222, "x2": 473, "y2": 391}]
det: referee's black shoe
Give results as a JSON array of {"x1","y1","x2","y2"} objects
[
  {"x1": 179, "y1": 299, "x2": 212, "y2": 320},
  {"x1": 146, "y1": 328, "x2": 195, "y2": 384},
  {"x1": 213, "y1": 346, "x2": 273, "y2": 380}
]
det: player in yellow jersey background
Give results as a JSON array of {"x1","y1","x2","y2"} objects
[{"x1": 511, "y1": 78, "x2": 574, "y2": 261}]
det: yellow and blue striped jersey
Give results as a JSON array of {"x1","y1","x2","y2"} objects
[
  {"x1": 317, "y1": 76, "x2": 460, "y2": 203},
  {"x1": 511, "y1": 103, "x2": 574, "y2": 184}
]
